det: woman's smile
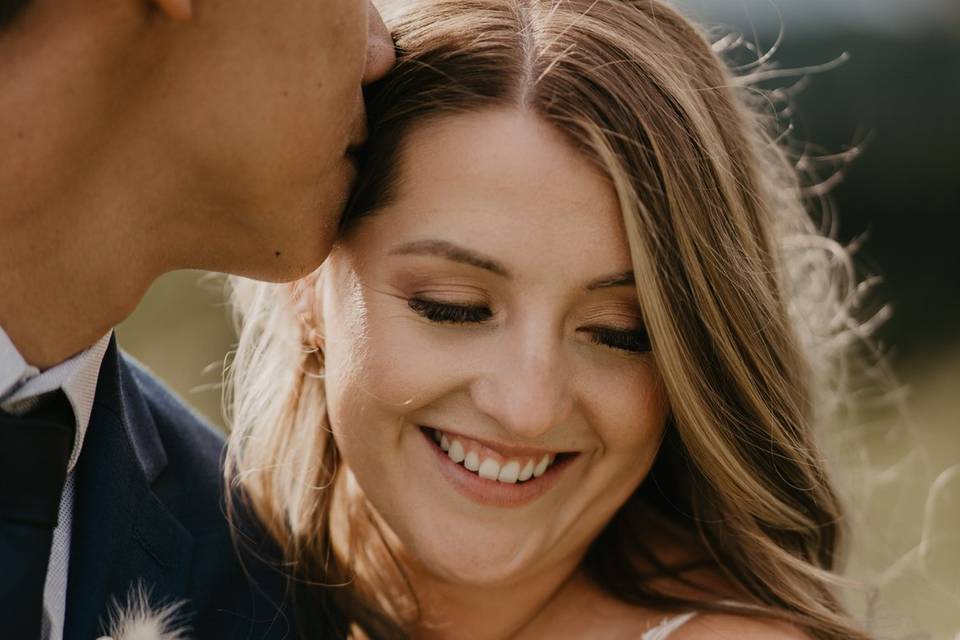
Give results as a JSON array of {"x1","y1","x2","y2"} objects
[{"x1": 419, "y1": 425, "x2": 581, "y2": 507}]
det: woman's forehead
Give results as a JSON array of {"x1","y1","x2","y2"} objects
[{"x1": 354, "y1": 109, "x2": 635, "y2": 284}]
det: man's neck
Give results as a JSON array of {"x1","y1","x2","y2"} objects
[
  {"x1": 0, "y1": 215, "x2": 157, "y2": 370},
  {"x1": 0, "y1": 119, "x2": 168, "y2": 369},
  {"x1": 0, "y1": 9, "x2": 172, "y2": 369}
]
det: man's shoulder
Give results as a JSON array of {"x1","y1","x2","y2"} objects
[
  {"x1": 117, "y1": 354, "x2": 298, "y2": 638},
  {"x1": 123, "y1": 353, "x2": 224, "y2": 456},
  {"x1": 120, "y1": 354, "x2": 236, "y2": 531},
  {"x1": 123, "y1": 355, "x2": 227, "y2": 482}
]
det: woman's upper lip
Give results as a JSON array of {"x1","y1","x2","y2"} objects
[{"x1": 423, "y1": 425, "x2": 578, "y2": 459}]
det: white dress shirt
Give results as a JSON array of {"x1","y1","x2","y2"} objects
[{"x1": 0, "y1": 328, "x2": 112, "y2": 640}]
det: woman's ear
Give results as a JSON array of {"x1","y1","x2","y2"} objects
[
  {"x1": 151, "y1": 0, "x2": 193, "y2": 21},
  {"x1": 292, "y1": 276, "x2": 324, "y2": 352}
]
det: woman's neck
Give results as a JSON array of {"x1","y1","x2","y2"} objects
[
  {"x1": 409, "y1": 552, "x2": 583, "y2": 640},
  {"x1": 334, "y1": 492, "x2": 587, "y2": 640}
]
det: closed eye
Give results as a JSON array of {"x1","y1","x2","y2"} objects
[
  {"x1": 582, "y1": 326, "x2": 651, "y2": 354},
  {"x1": 408, "y1": 298, "x2": 493, "y2": 324}
]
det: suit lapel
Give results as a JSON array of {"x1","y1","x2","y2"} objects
[{"x1": 64, "y1": 338, "x2": 193, "y2": 640}]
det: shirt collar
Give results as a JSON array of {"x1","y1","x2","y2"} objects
[
  {"x1": 0, "y1": 326, "x2": 113, "y2": 472},
  {"x1": 0, "y1": 327, "x2": 37, "y2": 402}
]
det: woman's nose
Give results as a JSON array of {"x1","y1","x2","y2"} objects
[{"x1": 470, "y1": 332, "x2": 574, "y2": 440}]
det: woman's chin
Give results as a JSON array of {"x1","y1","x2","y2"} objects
[
  {"x1": 390, "y1": 513, "x2": 558, "y2": 588},
  {"x1": 411, "y1": 541, "x2": 540, "y2": 587}
]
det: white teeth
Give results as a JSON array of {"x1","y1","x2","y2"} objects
[
  {"x1": 518, "y1": 460, "x2": 535, "y2": 482},
  {"x1": 533, "y1": 454, "x2": 551, "y2": 478},
  {"x1": 464, "y1": 451, "x2": 480, "y2": 472},
  {"x1": 498, "y1": 461, "x2": 520, "y2": 484},
  {"x1": 478, "y1": 458, "x2": 501, "y2": 480},
  {"x1": 434, "y1": 429, "x2": 561, "y2": 484},
  {"x1": 447, "y1": 439, "x2": 465, "y2": 463}
]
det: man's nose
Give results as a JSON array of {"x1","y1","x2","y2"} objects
[{"x1": 363, "y1": 1, "x2": 396, "y2": 85}]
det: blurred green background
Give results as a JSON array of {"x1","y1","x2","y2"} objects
[{"x1": 117, "y1": 1, "x2": 959, "y2": 637}]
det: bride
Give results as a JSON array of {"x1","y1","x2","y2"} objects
[{"x1": 222, "y1": 0, "x2": 871, "y2": 638}]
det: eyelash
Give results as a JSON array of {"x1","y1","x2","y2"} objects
[
  {"x1": 407, "y1": 298, "x2": 651, "y2": 354},
  {"x1": 407, "y1": 298, "x2": 493, "y2": 324},
  {"x1": 584, "y1": 326, "x2": 651, "y2": 354}
]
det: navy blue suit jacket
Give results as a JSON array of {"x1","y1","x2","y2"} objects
[{"x1": 62, "y1": 338, "x2": 298, "y2": 639}]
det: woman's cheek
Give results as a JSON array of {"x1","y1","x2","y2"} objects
[
  {"x1": 341, "y1": 308, "x2": 470, "y2": 412},
  {"x1": 587, "y1": 361, "x2": 668, "y2": 455}
]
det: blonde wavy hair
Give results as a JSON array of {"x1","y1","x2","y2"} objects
[{"x1": 225, "y1": 0, "x2": 871, "y2": 637}]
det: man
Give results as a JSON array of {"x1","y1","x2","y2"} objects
[{"x1": 0, "y1": 0, "x2": 395, "y2": 638}]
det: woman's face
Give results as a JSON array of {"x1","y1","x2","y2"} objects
[{"x1": 319, "y1": 108, "x2": 670, "y2": 586}]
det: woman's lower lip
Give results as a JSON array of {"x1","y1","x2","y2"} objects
[{"x1": 420, "y1": 428, "x2": 576, "y2": 508}]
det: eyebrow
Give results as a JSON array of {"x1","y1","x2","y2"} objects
[
  {"x1": 389, "y1": 238, "x2": 635, "y2": 290},
  {"x1": 389, "y1": 239, "x2": 510, "y2": 277},
  {"x1": 586, "y1": 270, "x2": 635, "y2": 290}
]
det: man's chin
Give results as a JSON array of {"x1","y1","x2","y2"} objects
[{"x1": 237, "y1": 229, "x2": 335, "y2": 284}]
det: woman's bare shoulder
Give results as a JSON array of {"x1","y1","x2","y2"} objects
[
  {"x1": 565, "y1": 592, "x2": 809, "y2": 640},
  {"x1": 671, "y1": 613, "x2": 811, "y2": 640},
  {"x1": 536, "y1": 571, "x2": 810, "y2": 640}
]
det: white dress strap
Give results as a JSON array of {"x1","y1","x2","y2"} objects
[{"x1": 641, "y1": 612, "x2": 697, "y2": 639}]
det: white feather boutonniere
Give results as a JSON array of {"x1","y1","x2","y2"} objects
[{"x1": 95, "y1": 584, "x2": 190, "y2": 640}]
